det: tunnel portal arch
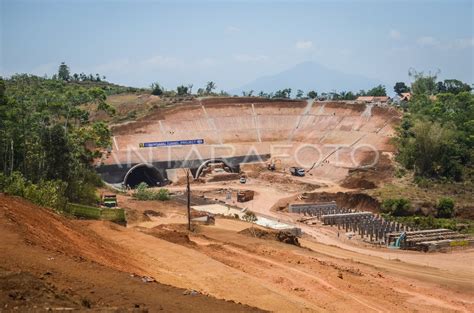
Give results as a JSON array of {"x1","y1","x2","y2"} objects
[
  {"x1": 194, "y1": 159, "x2": 234, "y2": 179},
  {"x1": 123, "y1": 163, "x2": 165, "y2": 188}
]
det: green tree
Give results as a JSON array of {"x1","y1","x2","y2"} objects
[
  {"x1": 307, "y1": 90, "x2": 318, "y2": 99},
  {"x1": 436, "y1": 81, "x2": 447, "y2": 93},
  {"x1": 205, "y1": 81, "x2": 216, "y2": 94},
  {"x1": 409, "y1": 70, "x2": 437, "y2": 95},
  {"x1": 151, "y1": 82, "x2": 164, "y2": 96},
  {"x1": 382, "y1": 198, "x2": 411, "y2": 216},
  {"x1": 42, "y1": 124, "x2": 72, "y2": 180},
  {"x1": 436, "y1": 197, "x2": 455, "y2": 218},
  {"x1": 274, "y1": 88, "x2": 291, "y2": 99},
  {"x1": 177, "y1": 85, "x2": 188, "y2": 96},
  {"x1": 396, "y1": 120, "x2": 463, "y2": 180},
  {"x1": 89, "y1": 88, "x2": 115, "y2": 116},
  {"x1": 338, "y1": 91, "x2": 356, "y2": 100},
  {"x1": 437, "y1": 79, "x2": 472, "y2": 94},
  {"x1": 394, "y1": 82, "x2": 410, "y2": 95},
  {"x1": 58, "y1": 62, "x2": 70, "y2": 81},
  {"x1": 296, "y1": 89, "x2": 304, "y2": 99},
  {"x1": 0, "y1": 74, "x2": 109, "y2": 206},
  {"x1": 366, "y1": 85, "x2": 387, "y2": 96}
]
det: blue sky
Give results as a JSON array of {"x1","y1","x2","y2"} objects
[{"x1": 1, "y1": 0, "x2": 473, "y2": 92}]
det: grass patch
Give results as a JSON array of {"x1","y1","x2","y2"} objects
[
  {"x1": 132, "y1": 183, "x2": 170, "y2": 201},
  {"x1": 367, "y1": 172, "x2": 473, "y2": 219}
]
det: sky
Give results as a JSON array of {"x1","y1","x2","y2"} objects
[{"x1": 1, "y1": 0, "x2": 473, "y2": 93}]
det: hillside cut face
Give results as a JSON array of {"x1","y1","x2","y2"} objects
[{"x1": 97, "y1": 97, "x2": 400, "y2": 186}]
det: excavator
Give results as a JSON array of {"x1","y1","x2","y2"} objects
[{"x1": 389, "y1": 232, "x2": 406, "y2": 249}]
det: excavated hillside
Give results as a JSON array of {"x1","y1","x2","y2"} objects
[
  {"x1": 0, "y1": 194, "x2": 262, "y2": 312},
  {"x1": 103, "y1": 97, "x2": 400, "y2": 187}
]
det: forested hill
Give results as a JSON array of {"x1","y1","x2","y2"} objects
[
  {"x1": 0, "y1": 73, "x2": 127, "y2": 208},
  {"x1": 0, "y1": 69, "x2": 473, "y2": 226}
]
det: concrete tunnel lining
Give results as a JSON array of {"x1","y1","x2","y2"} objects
[
  {"x1": 194, "y1": 159, "x2": 235, "y2": 179},
  {"x1": 123, "y1": 163, "x2": 165, "y2": 188}
]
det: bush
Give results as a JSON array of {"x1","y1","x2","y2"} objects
[
  {"x1": 157, "y1": 188, "x2": 170, "y2": 201},
  {"x1": 132, "y1": 182, "x2": 170, "y2": 201},
  {"x1": 151, "y1": 83, "x2": 163, "y2": 96},
  {"x1": 382, "y1": 198, "x2": 411, "y2": 216},
  {"x1": 242, "y1": 210, "x2": 257, "y2": 223},
  {"x1": 0, "y1": 172, "x2": 67, "y2": 210},
  {"x1": 65, "y1": 169, "x2": 102, "y2": 206},
  {"x1": 436, "y1": 197, "x2": 455, "y2": 218},
  {"x1": 382, "y1": 214, "x2": 459, "y2": 231}
]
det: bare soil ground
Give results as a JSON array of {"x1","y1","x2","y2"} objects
[
  {"x1": 111, "y1": 194, "x2": 474, "y2": 311},
  {"x1": 3, "y1": 192, "x2": 474, "y2": 312},
  {"x1": 0, "y1": 194, "x2": 263, "y2": 312},
  {"x1": 340, "y1": 153, "x2": 394, "y2": 190}
]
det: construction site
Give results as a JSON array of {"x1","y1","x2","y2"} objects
[
  {"x1": 2, "y1": 97, "x2": 473, "y2": 312},
  {"x1": 2, "y1": 0, "x2": 473, "y2": 310},
  {"x1": 97, "y1": 97, "x2": 472, "y2": 251}
]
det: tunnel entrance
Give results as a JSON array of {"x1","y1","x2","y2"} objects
[
  {"x1": 195, "y1": 159, "x2": 234, "y2": 179},
  {"x1": 124, "y1": 164, "x2": 164, "y2": 188}
]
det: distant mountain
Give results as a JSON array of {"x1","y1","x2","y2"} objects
[{"x1": 232, "y1": 61, "x2": 383, "y2": 95}]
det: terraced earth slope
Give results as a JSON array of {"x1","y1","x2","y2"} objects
[{"x1": 98, "y1": 97, "x2": 400, "y2": 186}]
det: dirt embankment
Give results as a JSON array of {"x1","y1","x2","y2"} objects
[
  {"x1": 238, "y1": 228, "x2": 300, "y2": 246},
  {"x1": 273, "y1": 191, "x2": 381, "y2": 213},
  {"x1": 305, "y1": 192, "x2": 381, "y2": 213},
  {"x1": 139, "y1": 223, "x2": 197, "y2": 246},
  {"x1": 0, "y1": 194, "x2": 263, "y2": 312},
  {"x1": 340, "y1": 153, "x2": 394, "y2": 189}
]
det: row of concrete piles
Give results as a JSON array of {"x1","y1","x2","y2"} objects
[
  {"x1": 321, "y1": 212, "x2": 412, "y2": 243},
  {"x1": 290, "y1": 202, "x2": 412, "y2": 244}
]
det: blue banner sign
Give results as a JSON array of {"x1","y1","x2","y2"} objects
[{"x1": 139, "y1": 139, "x2": 204, "y2": 148}]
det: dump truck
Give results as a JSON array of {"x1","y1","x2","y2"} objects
[
  {"x1": 237, "y1": 190, "x2": 255, "y2": 202},
  {"x1": 289, "y1": 167, "x2": 305, "y2": 177},
  {"x1": 101, "y1": 194, "x2": 117, "y2": 208}
]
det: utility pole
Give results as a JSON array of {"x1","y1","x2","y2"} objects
[{"x1": 186, "y1": 169, "x2": 191, "y2": 231}]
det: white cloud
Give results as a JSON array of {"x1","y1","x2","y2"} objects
[
  {"x1": 295, "y1": 40, "x2": 313, "y2": 49},
  {"x1": 417, "y1": 36, "x2": 439, "y2": 47},
  {"x1": 389, "y1": 29, "x2": 401, "y2": 40},
  {"x1": 233, "y1": 54, "x2": 269, "y2": 63},
  {"x1": 226, "y1": 26, "x2": 240, "y2": 33}
]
